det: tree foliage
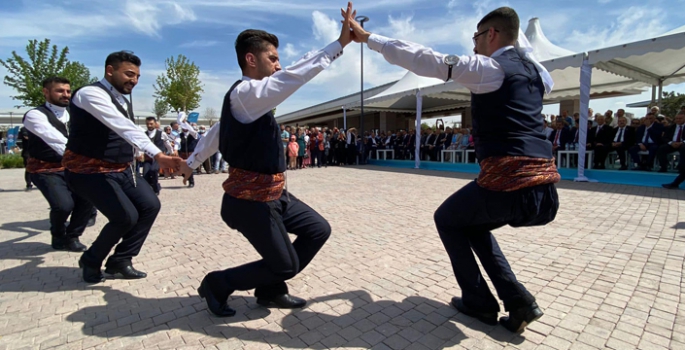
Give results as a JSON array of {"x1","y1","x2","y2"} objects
[
  {"x1": 153, "y1": 98, "x2": 170, "y2": 118},
  {"x1": 659, "y1": 91, "x2": 685, "y2": 118},
  {"x1": 0, "y1": 39, "x2": 96, "y2": 108},
  {"x1": 153, "y1": 54, "x2": 203, "y2": 113}
]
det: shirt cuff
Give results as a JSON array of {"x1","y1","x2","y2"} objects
[
  {"x1": 186, "y1": 154, "x2": 202, "y2": 169},
  {"x1": 142, "y1": 143, "x2": 162, "y2": 159},
  {"x1": 323, "y1": 41, "x2": 344, "y2": 61},
  {"x1": 367, "y1": 33, "x2": 389, "y2": 53}
]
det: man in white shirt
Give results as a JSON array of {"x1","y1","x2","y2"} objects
[
  {"x1": 657, "y1": 112, "x2": 685, "y2": 173},
  {"x1": 22, "y1": 76, "x2": 95, "y2": 252},
  {"x1": 143, "y1": 117, "x2": 167, "y2": 194},
  {"x1": 347, "y1": 6, "x2": 558, "y2": 333},
  {"x1": 63, "y1": 51, "x2": 182, "y2": 283},
  {"x1": 179, "y1": 3, "x2": 354, "y2": 317}
]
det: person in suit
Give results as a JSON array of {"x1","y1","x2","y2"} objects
[
  {"x1": 656, "y1": 112, "x2": 685, "y2": 172},
  {"x1": 587, "y1": 114, "x2": 614, "y2": 169},
  {"x1": 629, "y1": 112, "x2": 664, "y2": 171},
  {"x1": 548, "y1": 120, "x2": 570, "y2": 154},
  {"x1": 611, "y1": 116, "x2": 636, "y2": 170}
]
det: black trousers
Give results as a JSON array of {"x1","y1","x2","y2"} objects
[
  {"x1": 311, "y1": 149, "x2": 324, "y2": 168},
  {"x1": 30, "y1": 171, "x2": 93, "y2": 240},
  {"x1": 22, "y1": 156, "x2": 31, "y2": 187},
  {"x1": 611, "y1": 144, "x2": 631, "y2": 167},
  {"x1": 657, "y1": 143, "x2": 685, "y2": 170},
  {"x1": 629, "y1": 143, "x2": 659, "y2": 167},
  {"x1": 591, "y1": 145, "x2": 610, "y2": 167},
  {"x1": 65, "y1": 168, "x2": 160, "y2": 269},
  {"x1": 142, "y1": 160, "x2": 160, "y2": 194},
  {"x1": 434, "y1": 181, "x2": 559, "y2": 312},
  {"x1": 218, "y1": 191, "x2": 331, "y2": 298}
]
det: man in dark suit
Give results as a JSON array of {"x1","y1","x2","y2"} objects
[
  {"x1": 656, "y1": 112, "x2": 685, "y2": 172},
  {"x1": 611, "y1": 116, "x2": 636, "y2": 170},
  {"x1": 587, "y1": 114, "x2": 614, "y2": 169},
  {"x1": 629, "y1": 112, "x2": 664, "y2": 171},
  {"x1": 548, "y1": 120, "x2": 570, "y2": 154}
]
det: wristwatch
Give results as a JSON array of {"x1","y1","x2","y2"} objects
[{"x1": 443, "y1": 55, "x2": 459, "y2": 82}]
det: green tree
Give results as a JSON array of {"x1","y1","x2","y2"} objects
[
  {"x1": 0, "y1": 39, "x2": 96, "y2": 108},
  {"x1": 153, "y1": 98, "x2": 170, "y2": 119},
  {"x1": 153, "y1": 54, "x2": 203, "y2": 113},
  {"x1": 660, "y1": 91, "x2": 685, "y2": 118}
]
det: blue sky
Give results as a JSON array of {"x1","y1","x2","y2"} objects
[{"x1": 1, "y1": 0, "x2": 684, "y2": 119}]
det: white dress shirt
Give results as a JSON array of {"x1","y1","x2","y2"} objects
[
  {"x1": 177, "y1": 112, "x2": 198, "y2": 138},
  {"x1": 367, "y1": 34, "x2": 552, "y2": 95},
  {"x1": 23, "y1": 102, "x2": 70, "y2": 155},
  {"x1": 72, "y1": 79, "x2": 162, "y2": 158},
  {"x1": 184, "y1": 40, "x2": 344, "y2": 168},
  {"x1": 641, "y1": 124, "x2": 654, "y2": 144}
]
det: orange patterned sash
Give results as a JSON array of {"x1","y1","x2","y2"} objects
[
  {"x1": 26, "y1": 158, "x2": 64, "y2": 174},
  {"x1": 62, "y1": 149, "x2": 129, "y2": 174},
  {"x1": 222, "y1": 167, "x2": 284, "y2": 202},
  {"x1": 477, "y1": 156, "x2": 560, "y2": 192}
]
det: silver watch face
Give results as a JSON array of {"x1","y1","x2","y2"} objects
[{"x1": 444, "y1": 55, "x2": 459, "y2": 66}]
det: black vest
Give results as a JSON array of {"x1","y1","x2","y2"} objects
[
  {"x1": 470, "y1": 49, "x2": 552, "y2": 160},
  {"x1": 219, "y1": 80, "x2": 285, "y2": 174},
  {"x1": 148, "y1": 129, "x2": 166, "y2": 152},
  {"x1": 22, "y1": 105, "x2": 69, "y2": 163},
  {"x1": 179, "y1": 132, "x2": 197, "y2": 153},
  {"x1": 67, "y1": 82, "x2": 135, "y2": 163}
]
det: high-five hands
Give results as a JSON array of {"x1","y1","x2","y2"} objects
[
  {"x1": 338, "y1": 2, "x2": 356, "y2": 47},
  {"x1": 341, "y1": 3, "x2": 371, "y2": 43}
]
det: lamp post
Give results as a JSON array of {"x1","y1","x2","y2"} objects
[
  {"x1": 9, "y1": 112, "x2": 13, "y2": 128},
  {"x1": 355, "y1": 15, "x2": 369, "y2": 164}
]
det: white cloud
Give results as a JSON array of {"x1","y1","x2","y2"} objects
[
  {"x1": 178, "y1": 40, "x2": 220, "y2": 48},
  {"x1": 558, "y1": 6, "x2": 668, "y2": 52},
  {"x1": 282, "y1": 43, "x2": 301, "y2": 59}
]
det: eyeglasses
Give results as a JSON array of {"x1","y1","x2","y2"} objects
[{"x1": 472, "y1": 28, "x2": 499, "y2": 47}]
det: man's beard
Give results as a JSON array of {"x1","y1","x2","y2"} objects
[{"x1": 50, "y1": 99, "x2": 69, "y2": 107}]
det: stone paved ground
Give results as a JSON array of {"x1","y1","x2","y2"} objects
[{"x1": 0, "y1": 166, "x2": 684, "y2": 350}]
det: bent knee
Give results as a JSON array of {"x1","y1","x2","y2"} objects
[{"x1": 269, "y1": 260, "x2": 300, "y2": 280}]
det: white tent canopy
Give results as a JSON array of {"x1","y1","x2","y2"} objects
[
  {"x1": 350, "y1": 71, "x2": 471, "y2": 113},
  {"x1": 525, "y1": 18, "x2": 574, "y2": 61}
]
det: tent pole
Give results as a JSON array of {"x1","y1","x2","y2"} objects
[
  {"x1": 415, "y1": 91, "x2": 422, "y2": 169},
  {"x1": 657, "y1": 80, "x2": 663, "y2": 108}
]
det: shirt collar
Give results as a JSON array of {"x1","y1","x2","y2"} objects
[
  {"x1": 491, "y1": 46, "x2": 515, "y2": 58},
  {"x1": 100, "y1": 78, "x2": 127, "y2": 102},
  {"x1": 45, "y1": 102, "x2": 67, "y2": 115}
]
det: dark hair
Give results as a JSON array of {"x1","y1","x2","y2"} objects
[
  {"x1": 170, "y1": 121, "x2": 178, "y2": 127},
  {"x1": 477, "y1": 7, "x2": 519, "y2": 44},
  {"x1": 42, "y1": 76, "x2": 70, "y2": 88},
  {"x1": 146, "y1": 116, "x2": 157, "y2": 122},
  {"x1": 105, "y1": 51, "x2": 141, "y2": 69},
  {"x1": 235, "y1": 29, "x2": 279, "y2": 70}
]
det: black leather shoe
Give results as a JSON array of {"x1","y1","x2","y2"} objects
[
  {"x1": 188, "y1": 181, "x2": 195, "y2": 188},
  {"x1": 662, "y1": 183, "x2": 680, "y2": 189},
  {"x1": 197, "y1": 276, "x2": 236, "y2": 317},
  {"x1": 52, "y1": 238, "x2": 87, "y2": 252},
  {"x1": 79, "y1": 260, "x2": 105, "y2": 283},
  {"x1": 104, "y1": 265, "x2": 147, "y2": 279},
  {"x1": 450, "y1": 297, "x2": 498, "y2": 325},
  {"x1": 87, "y1": 216, "x2": 96, "y2": 227},
  {"x1": 499, "y1": 302, "x2": 544, "y2": 333},
  {"x1": 257, "y1": 294, "x2": 307, "y2": 309}
]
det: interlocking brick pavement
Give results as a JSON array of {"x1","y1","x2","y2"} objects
[{"x1": 0, "y1": 166, "x2": 684, "y2": 350}]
